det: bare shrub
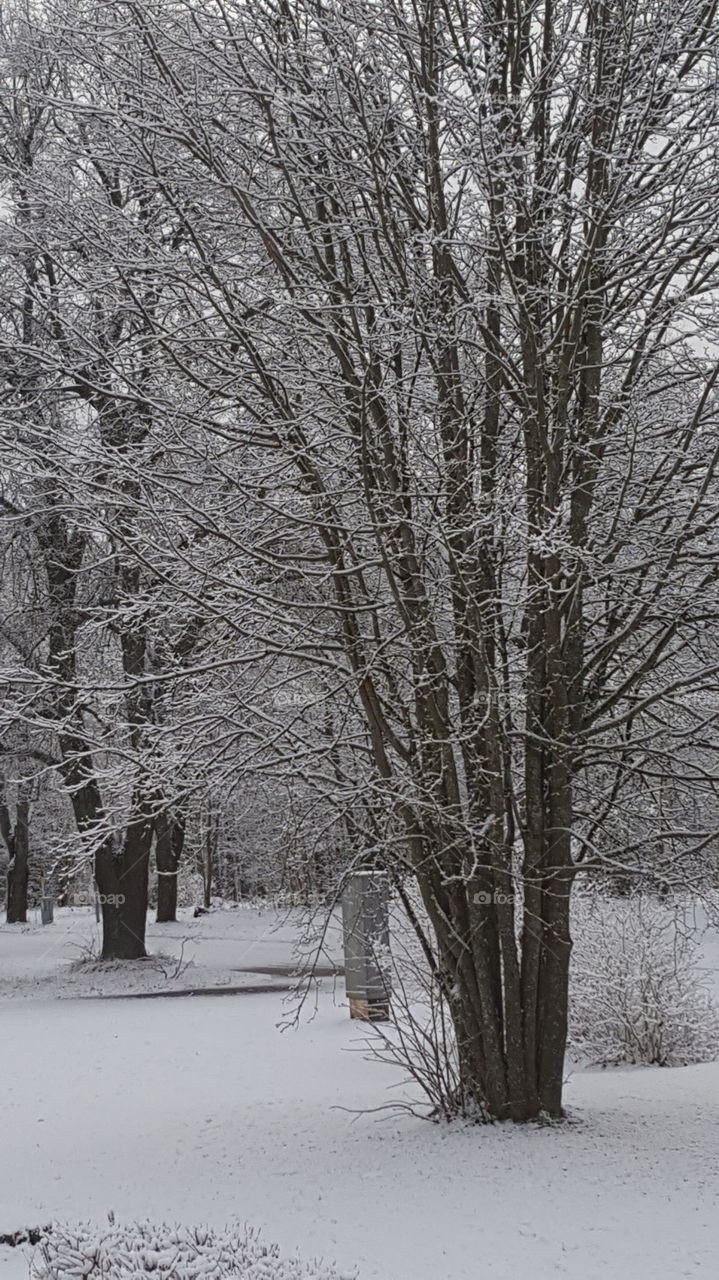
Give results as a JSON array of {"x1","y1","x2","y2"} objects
[
  {"x1": 355, "y1": 889, "x2": 465, "y2": 1121},
  {"x1": 569, "y1": 894, "x2": 719, "y2": 1067}
]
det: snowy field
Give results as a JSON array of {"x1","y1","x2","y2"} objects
[
  {"x1": 1, "y1": 907, "x2": 719, "y2": 1280},
  {"x1": 0, "y1": 906, "x2": 344, "y2": 1001}
]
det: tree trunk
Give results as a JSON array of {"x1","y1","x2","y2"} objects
[
  {"x1": 203, "y1": 822, "x2": 214, "y2": 910},
  {"x1": 418, "y1": 780, "x2": 574, "y2": 1124},
  {"x1": 2, "y1": 788, "x2": 31, "y2": 925},
  {"x1": 429, "y1": 888, "x2": 572, "y2": 1121},
  {"x1": 155, "y1": 810, "x2": 185, "y2": 923},
  {"x1": 7, "y1": 797, "x2": 30, "y2": 924},
  {"x1": 95, "y1": 811, "x2": 153, "y2": 960},
  {"x1": 536, "y1": 872, "x2": 573, "y2": 1116}
]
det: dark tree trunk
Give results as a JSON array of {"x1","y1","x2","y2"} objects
[
  {"x1": 87, "y1": 528, "x2": 155, "y2": 960},
  {"x1": 427, "y1": 875, "x2": 573, "y2": 1122},
  {"x1": 198, "y1": 805, "x2": 218, "y2": 910},
  {"x1": 3, "y1": 796, "x2": 30, "y2": 925},
  {"x1": 415, "y1": 724, "x2": 575, "y2": 1125},
  {"x1": 203, "y1": 824, "x2": 213, "y2": 910},
  {"x1": 95, "y1": 810, "x2": 154, "y2": 960},
  {"x1": 536, "y1": 874, "x2": 573, "y2": 1116},
  {"x1": 155, "y1": 810, "x2": 185, "y2": 923}
]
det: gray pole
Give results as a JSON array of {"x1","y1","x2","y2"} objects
[{"x1": 341, "y1": 871, "x2": 392, "y2": 1021}]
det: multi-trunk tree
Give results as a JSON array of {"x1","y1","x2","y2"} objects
[{"x1": 82, "y1": 0, "x2": 719, "y2": 1119}]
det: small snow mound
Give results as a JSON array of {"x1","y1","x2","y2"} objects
[{"x1": 28, "y1": 1221, "x2": 353, "y2": 1280}]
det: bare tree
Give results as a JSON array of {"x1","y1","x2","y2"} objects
[
  {"x1": 0, "y1": 5, "x2": 189, "y2": 955},
  {"x1": 77, "y1": 0, "x2": 719, "y2": 1119}
]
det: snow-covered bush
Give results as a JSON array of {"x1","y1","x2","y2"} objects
[
  {"x1": 569, "y1": 894, "x2": 719, "y2": 1067},
  {"x1": 28, "y1": 1221, "x2": 352, "y2": 1280}
]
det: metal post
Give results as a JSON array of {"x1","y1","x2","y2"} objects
[
  {"x1": 38, "y1": 867, "x2": 54, "y2": 925},
  {"x1": 341, "y1": 871, "x2": 392, "y2": 1021}
]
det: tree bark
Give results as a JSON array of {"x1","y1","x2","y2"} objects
[
  {"x1": 426, "y1": 855, "x2": 573, "y2": 1122},
  {"x1": 155, "y1": 810, "x2": 185, "y2": 923},
  {"x1": 95, "y1": 810, "x2": 153, "y2": 959},
  {"x1": 2, "y1": 793, "x2": 30, "y2": 925},
  {"x1": 49, "y1": 588, "x2": 154, "y2": 960},
  {"x1": 203, "y1": 820, "x2": 214, "y2": 910}
]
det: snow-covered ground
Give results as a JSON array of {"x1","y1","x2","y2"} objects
[
  {"x1": 1, "y1": 906, "x2": 719, "y2": 1280},
  {"x1": 0, "y1": 906, "x2": 343, "y2": 1001}
]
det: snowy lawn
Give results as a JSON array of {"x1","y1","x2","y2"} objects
[
  {"x1": 0, "y1": 906, "x2": 343, "y2": 1001},
  {"x1": 1, "y1": 978, "x2": 718, "y2": 1280}
]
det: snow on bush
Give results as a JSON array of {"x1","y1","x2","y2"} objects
[
  {"x1": 28, "y1": 1221, "x2": 352, "y2": 1280},
  {"x1": 569, "y1": 894, "x2": 719, "y2": 1067}
]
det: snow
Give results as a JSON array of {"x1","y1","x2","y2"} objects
[
  {"x1": 0, "y1": 906, "x2": 343, "y2": 1001},
  {"x1": 29, "y1": 1222, "x2": 349, "y2": 1280},
  {"x1": 1, "y1": 907, "x2": 718, "y2": 1280}
]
